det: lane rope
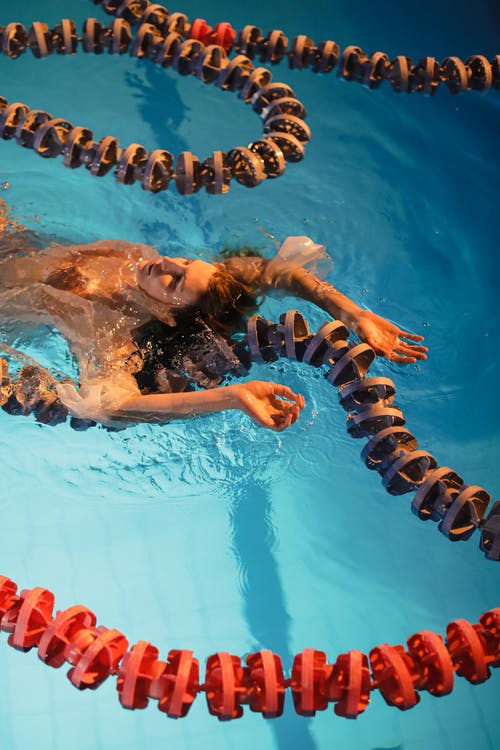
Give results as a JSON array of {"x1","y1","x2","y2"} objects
[
  {"x1": 1, "y1": 1, "x2": 498, "y2": 194},
  {"x1": 0, "y1": 11, "x2": 309, "y2": 194},
  {"x1": 0, "y1": 575, "x2": 498, "y2": 720},
  {"x1": 246, "y1": 310, "x2": 500, "y2": 561},
  {"x1": 2, "y1": 309, "x2": 499, "y2": 559},
  {"x1": 94, "y1": 0, "x2": 500, "y2": 96}
]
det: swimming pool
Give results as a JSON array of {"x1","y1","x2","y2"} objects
[{"x1": 0, "y1": 0, "x2": 499, "y2": 748}]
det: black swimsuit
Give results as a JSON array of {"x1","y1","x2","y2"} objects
[{"x1": 131, "y1": 317, "x2": 250, "y2": 394}]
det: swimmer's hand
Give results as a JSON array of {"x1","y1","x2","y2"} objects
[
  {"x1": 233, "y1": 380, "x2": 305, "y2": 430},
  {"x1": 354, "y1": 311, "x2": 428, "y2": 364}
]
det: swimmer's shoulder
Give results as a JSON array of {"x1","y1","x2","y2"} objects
[{"x1": 64, "y1": 239, "x2": 160, "y2": 262}]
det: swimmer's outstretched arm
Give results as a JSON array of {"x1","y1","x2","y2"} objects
[
  {"x1": 255, "y1": 260, "x2": 428, "y2": 365},
  {"x1": 115, "y1": 381, "x2": 304, "y2": 431}
]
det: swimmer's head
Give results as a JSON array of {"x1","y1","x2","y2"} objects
[
  {"x1": 135, "y1": 256, "x2": 256, "y2": 328},
  {"x1": 135, "y1": 257, "x2": 216, "y2": 309}
]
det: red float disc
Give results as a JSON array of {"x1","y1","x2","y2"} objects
[
  {"x1": 370, "y1": 644, "x2": 419, "y2": 710},
  {"x1": 118, "y1": 640, "x2": 162, "y2": 709},
  {"x1": 291, "y1": 649, "x2": 330, "y2": 715},
  {"x1": 407, "y1": 631, "x2": 454, "y2": 696},
  {"x1": 189, "y1": 18, "x2": 212, "y2": 45},
  {"x1": 0, "y1": 576, "x2": 18, "y2": 620},
  {"x1": 38, "y1": 605, "x2": 96, "y2": 668},
  {"x1": 166, "y1": 649, "x2": 199, "y2": 718},
  {"x1": 246, "y1": 649, "x2": 286, "y2": 717},
  {"x1": 479, "y1": 609, "x2": 500, "y2": 665},
  {"x1": 205, "y1": 652, "x2": 245, "y2": 720},
  {"x1": 68, "y1": 627, "x2": 128, "y2": 689},
  {"x1": 446, "y1": 619, "x2": 489, "y2": 683},
  {"x1": 212, "y1": 23, "x2": 236, "y2": 52},
  {"x1": 331, "y1": 650, "x2": 371, "y2": 718},
  {"x1": 10, "y1": 587, "x2": 54, "y2": 651}
]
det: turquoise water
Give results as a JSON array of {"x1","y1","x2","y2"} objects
[{"x1": 0, "y1": 1, "x2": 499, "y2": 749}]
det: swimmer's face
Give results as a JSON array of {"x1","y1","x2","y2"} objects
[{"x1": 135, "y1": 256, "x2": 217, "y2": 308}]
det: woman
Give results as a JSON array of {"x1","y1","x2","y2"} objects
[{"x1": 0, "y1": 212, "x2": 426, "y2": 431}]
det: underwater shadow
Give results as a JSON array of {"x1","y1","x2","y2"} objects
[
  {"x1": 124, "y1": 62, "x2": 187, "y2": 156},
  {"x1": 228, "y1": 477, "x2": 317, "y2": 750},
  {"x1": 123, "y1": 60, "x2": 209, "y2": 247}
]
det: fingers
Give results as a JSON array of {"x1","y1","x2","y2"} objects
[
  {"x1": 283, "y1": 401, "x2": 302, "y2": 425},
  {"x1": 247, "y1": 387, "x2": 304, "y2": 431},
  {"x1": 388, "y1": 353, "x2": 417, "y2": 364},
  {"x1": 240, "y1": 396, "x2": 299, "y2": 431},
  {"x1": 397, "y1": 329, "x2": 425, "y2": 342},
  {"x1": 254, "y1": 398, "x2": 291, "y2": 430},
  {"x1": 245, "y1": 400, "x2": 279, "y2": 429},
  {"x1": 271, "y1": 383, "x2": 304, "y2": 406},
  {"x1": 271, "y1": 403, "x2": 302, "y2": 430},
  {"x1": 270, "y1": 411, "x2": 293, "y2": 430},
  {"x1": 388, "y1": 345, "x2": 426, "y2": 364},
  {"x1": 399, "y1": 342, "x2": 428, "y2": 353},
  {"x1": 269, "y1": 396, "x2": 302, "y2": 428},
  {"x1": 394, "y1": 341, "x2": 428, "y2": 360}
]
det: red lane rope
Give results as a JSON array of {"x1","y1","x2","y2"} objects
[{"x1": 0, "y1": 575, "x2": 498, "y2": 720}]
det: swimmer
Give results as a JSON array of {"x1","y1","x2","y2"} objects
[{"x1": 0, "y1": 216, "x2": 426, "y2": 431}]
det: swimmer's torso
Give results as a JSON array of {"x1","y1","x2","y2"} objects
[{"x1": 0, "y1": 237, "x2": 247, "y2": 395}]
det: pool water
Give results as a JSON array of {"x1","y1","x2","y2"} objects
[{"x1": 0, "y1": 1, "x2": 499, "y2": 749}]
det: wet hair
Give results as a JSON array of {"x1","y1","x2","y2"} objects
[{"x1": 197, "y1": 268, "x2": 258, "y2": 331}]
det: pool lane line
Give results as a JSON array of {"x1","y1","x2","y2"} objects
[
  {"x1": 247, "y1": 309, "x2": 500, "y2": 559},
  {"x1": 0, "y1": 575, "x2": 498, "y2": 719},
  {"x1": 95, "y1": 0, "x2": 500, "y2": 95},
  {"x1": 0, "y1": 16, "x2": 309, "y2": 194}
]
